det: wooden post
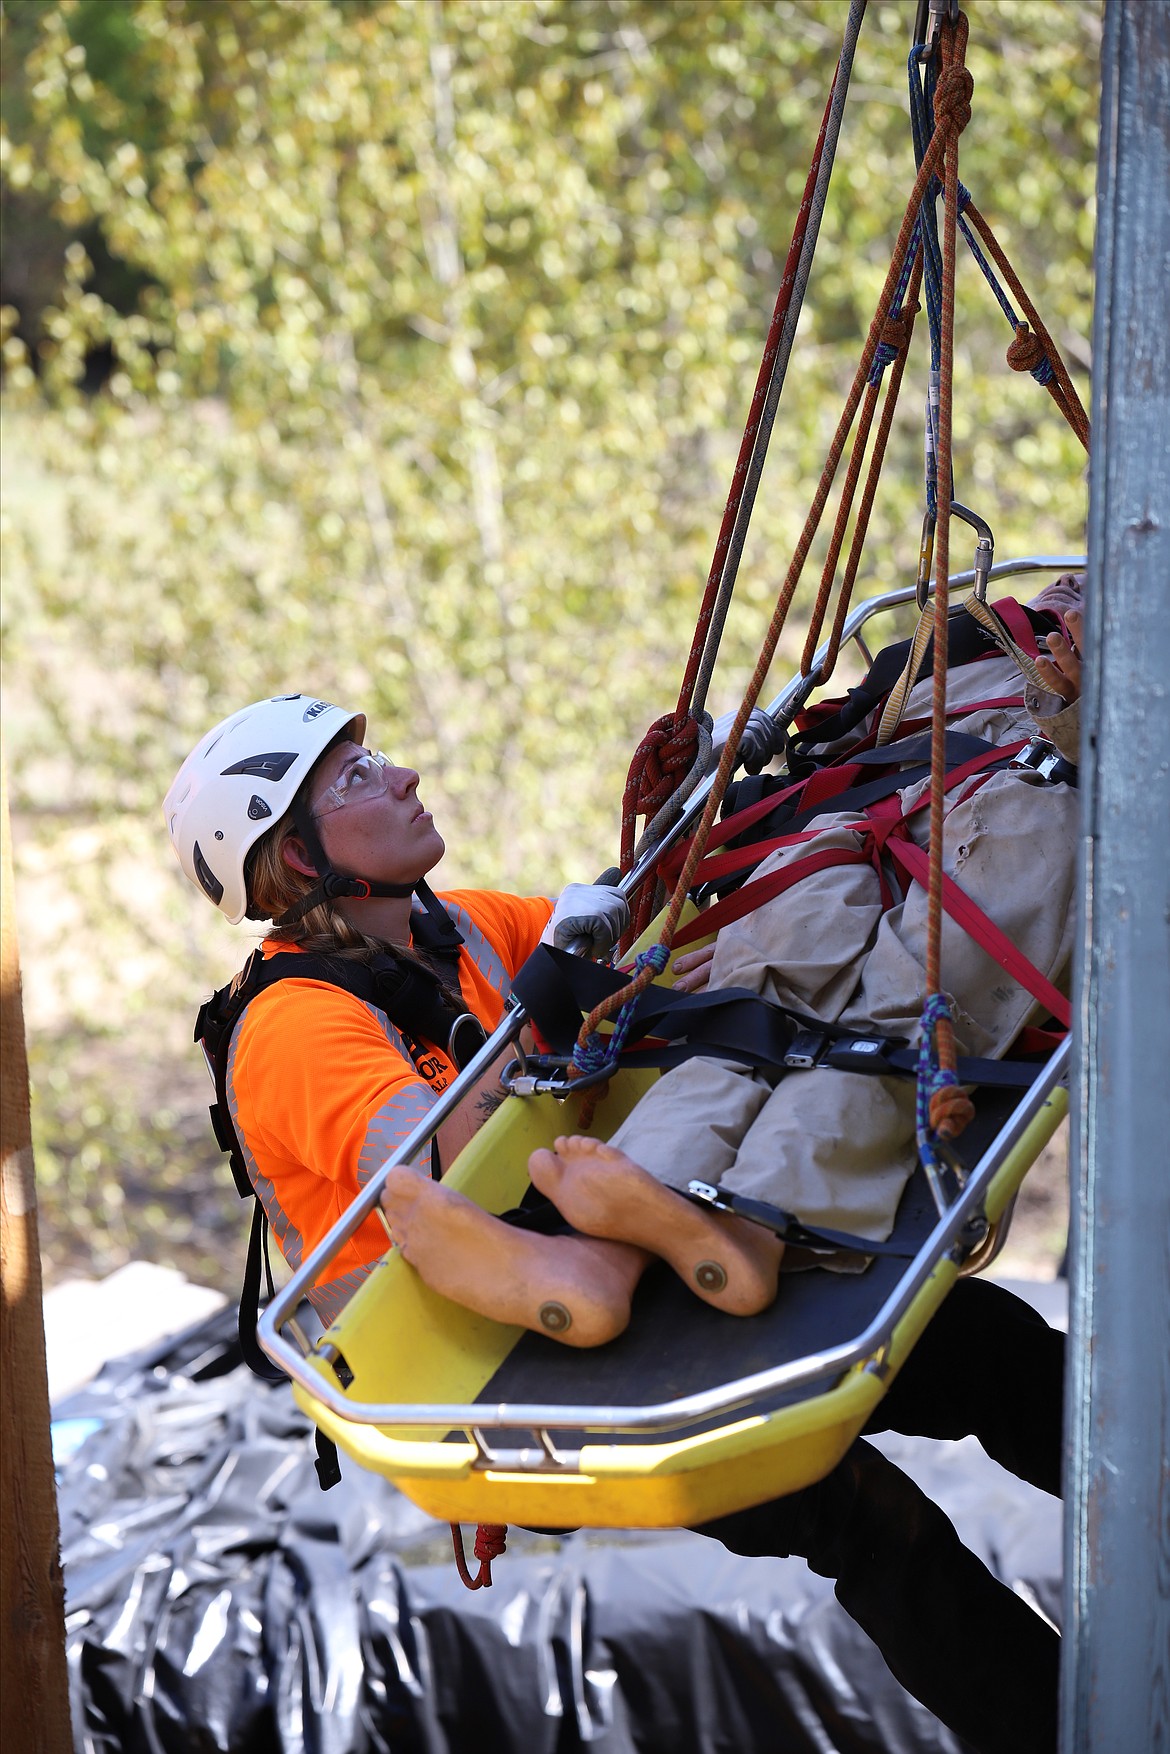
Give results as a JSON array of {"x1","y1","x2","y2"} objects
[
  {"x1": 1064, "y1": 0, "x2": 1170, "y2": 1747},
  {"x1": 1, "y1": 756, "x2": 73, "y2": 1752}
]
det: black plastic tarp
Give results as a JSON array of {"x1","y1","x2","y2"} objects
[{"x1": 53, "y1": 1304, "x2": 1061, "y2": 1753}]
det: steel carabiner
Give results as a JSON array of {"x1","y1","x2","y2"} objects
[{"x1": 949, "y1": 501, "x2": 995, "y2": 601}]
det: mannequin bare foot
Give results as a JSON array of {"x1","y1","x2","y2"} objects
[
  {"x1": 380, "y1": 1166, "x2": 649, "y2": 1347},
  {"x1": 529, "y1": 1136, "x2": 783, "y2": 1316}
]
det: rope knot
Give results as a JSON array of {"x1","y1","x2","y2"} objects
[
  {"x1": 451, "y1": 1521, "x2": 508, "y2": 1589},
  {"x1": 933, "y1": 63, "x2": 973, "y2": 133},
  {"x1": 474, "y1": 1522, "x2": 507, "y2": 1566},
  {"x1": 916, "y1": 993, "x2": 973, "y2": 1153},
  {"x1": 1006, "y1": 322, "x2": 1053, "y2": 385},
  {"x1": 626, "y1": 712, "x2": 705, "y2": 819},
  {"x1": 929, "y1": 1083, "x2": 976, "y2": 1140}
]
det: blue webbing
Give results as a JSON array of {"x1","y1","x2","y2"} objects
[
  {"x1": 915, "y1": 991, "x2": 962, "y2": 1179},
  {"x1": 572, "y1": 943, "x2": 671, "y2": 1079}
]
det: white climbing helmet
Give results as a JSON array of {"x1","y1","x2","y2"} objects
[{"x1": 164, "y1": 694, "x2": 365, "y2": 923}]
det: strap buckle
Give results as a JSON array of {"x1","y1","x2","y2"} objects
[{"x1": 1010, "y1": 737, "x2": 1077, "y2": 785}]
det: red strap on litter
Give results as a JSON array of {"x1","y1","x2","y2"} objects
[
  {"x1": 673, "y1": 844, "x2": 877, "y2": 947},
  {"x1": 886, "y1": 836, "x2": 1072, "y2": 1027},
  {"x1": 660, "y1": 702, "x2": 1026, "y2": 893},
  {"x1": 678, "y1": 740, "x2": 1024, "y2": 910},
  {"x1": 986, "y1": 596, "x2": 1043, "y2": 660}
]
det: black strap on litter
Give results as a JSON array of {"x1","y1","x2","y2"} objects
[
  {"x1": 314, "y1": 1429, "x2": 342, "y2": 1490},
  {"x1": 683, "y1": 1183, "x2": 918, "y2": 1258},
  {"x1": 512, "y1": 944, "x2": 804, "y2": 1074},
  {"x1": 511, "y1": 944, "x2": 1043, "y2": 1090}
]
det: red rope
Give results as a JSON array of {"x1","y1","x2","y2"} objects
[
  {"x1": 581, "y1": 31, "x2": 971, "y2": 1071},
  {"x1": 618, "y1": 65, "x2": 844, "y2": 889},
  {"x1": 674, "y1": 72, "x2": 842, "y2": 723},
  {"x1": 450, "y1": 1522, "x2": 507, "y2": 1590}
]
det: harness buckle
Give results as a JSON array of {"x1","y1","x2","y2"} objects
[
  {"x1": 783, "y1": 1028, "x2": 831, "y2": 1070},
  {"x1": 1010, "y1": 737, "x2": 1077, "y2": 786}
]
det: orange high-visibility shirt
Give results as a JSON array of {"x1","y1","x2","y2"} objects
[{"x1": 226, "y1": 889, "x2": 552, "y2": 1320}]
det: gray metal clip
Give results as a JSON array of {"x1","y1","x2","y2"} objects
[{"x1": 950, "y1": 502, "x2": 995, "y2": 601}]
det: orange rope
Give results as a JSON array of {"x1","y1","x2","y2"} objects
[
  {"x1": 924, "y1": 13, "x2": 974, "y2": 1086},
  {"x1": 963, "y1": 200, "x2": 1090, "y2": 451},
  {"x1": 804, "y1": 259, "x2": 925, "y2": 682}
]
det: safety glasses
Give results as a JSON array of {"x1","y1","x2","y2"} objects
[{"x1": 313, "y1": 750, "x2": 394, "y2": 817}]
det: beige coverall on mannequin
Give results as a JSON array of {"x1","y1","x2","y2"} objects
[{"x1": 606, "y1": 650, "x2": 1079, "y2": 1250}]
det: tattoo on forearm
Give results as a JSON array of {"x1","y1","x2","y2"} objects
[{"x1": 476, "y1": 1087, "x2": 508, "y2": 1123}]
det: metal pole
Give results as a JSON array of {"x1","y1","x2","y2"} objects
[{"x1": 1064, "y1": 2, "x2": 1170, "y2": 1748}]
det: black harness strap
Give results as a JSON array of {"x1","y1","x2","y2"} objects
[
  {"x1": 195, "y1": 907, "x2": 476, "y2": 1474},
  {"x1": 684, "y1": 1182, "x2": 918, "y2": 1258},
  {"x1": 512, "y1": 944, "x2": 1044, "y2": 1091}
]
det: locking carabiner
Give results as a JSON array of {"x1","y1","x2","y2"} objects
[
  {"x1": 949, "y1": 501, "x2": 995, "y2": 602},
  {"x1": 915, "y1": 508, "x2": 937, "y2": 611}
]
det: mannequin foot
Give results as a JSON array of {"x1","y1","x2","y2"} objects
[
  {"x1": 380, "y1": 1166, "x2": 646, "y2": 1347},
  {"x1": 529, "y1": 1136, "x2": 783, "y2": 1315}
]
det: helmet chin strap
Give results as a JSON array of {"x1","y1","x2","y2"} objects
[{"x1": 274, "y1": 797, "x2": 418, "y2": 927}]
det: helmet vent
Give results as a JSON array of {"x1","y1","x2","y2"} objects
[{"x1": 221, "y1": 751, "x2": 297, "y2": 781}]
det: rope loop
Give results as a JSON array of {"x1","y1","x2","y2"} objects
[
  {"x1": 451, "y1": 1521, "x2": 508, "y2": 1589},
  {"x1": 625, "y1": 712, "x2": 706, "y2": 821},
  {"x1": 1006, "y1": 321, "x2": 1054, "y2": 386},
  {"x1": 572, "y1": 944, "x2": 670, "y2": 1081}
]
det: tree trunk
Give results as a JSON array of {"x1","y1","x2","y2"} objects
[{"x1": 1, "y1": 758, "x2": 73, "y2": 1752}]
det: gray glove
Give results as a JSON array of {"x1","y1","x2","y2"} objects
[
  {"x1": 542, "y1": 883, "x2": 631, "y2": 959},
  {"x1": 710, "y1": 706, "x2": 782, "y2": 775}
]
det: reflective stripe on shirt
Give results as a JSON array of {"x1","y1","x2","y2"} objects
[
  {"x1": 441, "y1": 899, "x2": 513, "y2": 1003},
  {"x1": 226, "y1": 1021, "x2": 308, "y2": 1272}
]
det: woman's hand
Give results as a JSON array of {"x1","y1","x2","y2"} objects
[
  {"x1": 1033, "y1": 608, "x2": 1084, "y2": 703},
  {"x1": 671, "y1": 942, "x2": 716, "y2": 994}
]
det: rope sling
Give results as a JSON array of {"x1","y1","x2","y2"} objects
[
  {"x1": 580, "y1": 7, "x2": 1086, "y2": 1169},
  {"x1": 452, "y1": 6, "x2": 1089, "y2": 1588}
]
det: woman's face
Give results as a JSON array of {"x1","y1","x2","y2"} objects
[{"x1": 303, "y1": 739, "x2": 446, "y2": 884}]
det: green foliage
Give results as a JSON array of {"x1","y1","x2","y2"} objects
[{"x1": 1, "y1": 0, "x2": 1098, "y2": 1289}]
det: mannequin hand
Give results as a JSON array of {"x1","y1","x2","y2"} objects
[
  {"x1": 671, "y1": 942, "x2": 716, "y2": 993},
  {"x1": 543, "y1": 883, "x2": 631, "y2": 959},
  {"x1": 1033, "y1": 609, "x2": 1084, "y2": 703},
  {"x1": 710, "y1": 707, "x2": 781, "y2": 774}
]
